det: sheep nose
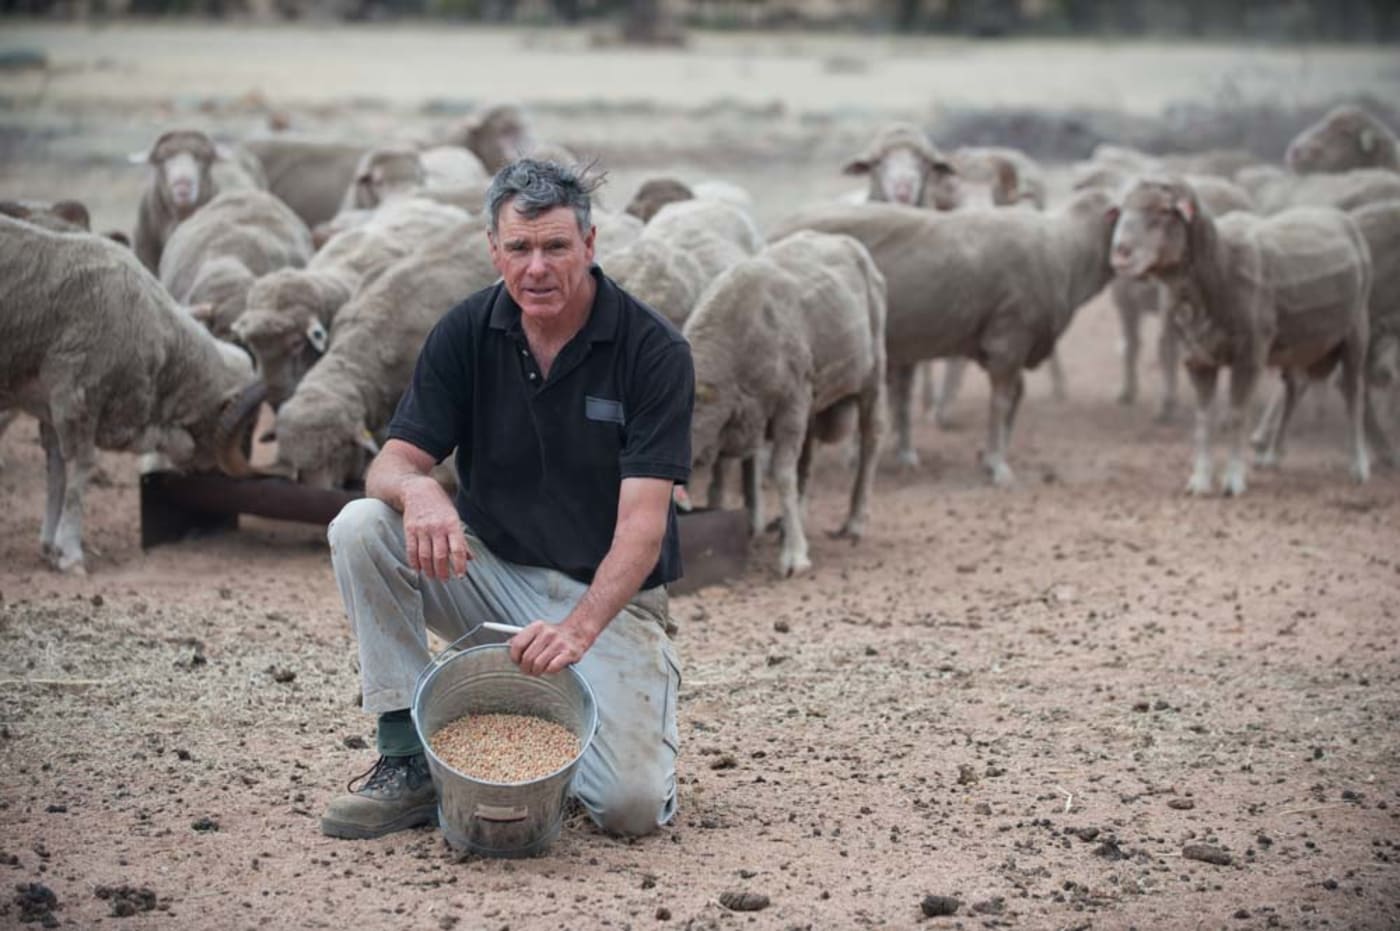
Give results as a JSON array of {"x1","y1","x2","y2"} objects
[{"x1": 1111, "y1": 243, "x2": 1134, "y2": 268}]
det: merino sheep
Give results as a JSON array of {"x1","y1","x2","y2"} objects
[
  {"x1": 843, "y1": 122, "x2": 960, "y2": 211},
  {"x1": 130, "y1": 129, "x2": 264, "y2": 273},
  {"x1": 438, "y1": 103, "x2": 533, "y2": 174},
  {"x1": 625, "y1": 177, "x2": 694, "y2": 223},
  {"x1": 233, "y1": 197, "x2": 468, "y2": 408},
  {"x1": 773, "y1": 188, "x2": 1119, "y2": 485},
  {"x1": 242, "y1": 135, "x2": 369, "y2": 229},
  {"x1": 686, "y1": 230, "x2": 887, "y2": 575},
  {"x1": 0, "y1": 199, "x2": 91, "y2": 233},
  {"x1": 340, "y1": 145, "x2": 489, "y2": 212},
  {"x1": 1110, "y1": 177, "x2": 1372, "y2": 496},
  {"x1": 1075, "y1": 166, "x2": 1257, "y2": 419},
  {"x1": 1286, "y1": 105, "x2": 1399, "y2": 175},
  {"x1": 157, "y1": 190, "x2": 314, "y2": 341},
  {"x1": 274, "y1": 219, "x2": 499, "y2": 489},
  {"x1": 1237, "y1": 166, "x2": 1400, "y2": 215},
  {"x1": 0, "y1": 217, "x2": 266, "y2": 573}
]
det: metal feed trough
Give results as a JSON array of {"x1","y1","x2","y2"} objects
[{"x1": 140, "y1": 471, "x2": 748, "y2": 596}]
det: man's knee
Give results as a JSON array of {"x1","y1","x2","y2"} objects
[
  {"x1": 581, "y1": 776, "x2": 672, "y2": 838},
  {"x1": 328, "y1": 498, "x2": 400, "y2": 562}
]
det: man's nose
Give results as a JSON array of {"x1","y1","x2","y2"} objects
[{"x1": 525, "y1": 249, "x2": 548, "y2": 275}]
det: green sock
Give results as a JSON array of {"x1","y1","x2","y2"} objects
[{"x1": 376, "y1": 709, "x2": 422, "y2": 758}]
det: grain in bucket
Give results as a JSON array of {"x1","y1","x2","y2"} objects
[{"x1": 411, "y1": 639, "x2": 597, "y2": 858}]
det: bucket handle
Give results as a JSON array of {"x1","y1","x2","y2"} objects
[{"x1": 411, "y1": 624, "x2": 500, "y2": 708}]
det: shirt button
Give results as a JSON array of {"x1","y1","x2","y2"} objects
[{"x1": 528, "y1": 372, "x2": 537, "y2": 381}]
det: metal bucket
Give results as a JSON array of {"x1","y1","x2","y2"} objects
[{"x1": 411, "y1": 637, "x2": 597, "y2": 858}]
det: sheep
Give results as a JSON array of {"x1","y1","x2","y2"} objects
[
  {"x1": 130, "y1": 129, "x2": 265, "y2": 273},
  {"x1": 772, "y1": 188, "x2": 1119, "y2": 485},
  {"x1": 1086, "y1": 143, "x2": 1257, "y2": 180},
  {"x1": 438, "y1": 103, "x2": 533, "y2": 174},
  {"x1": 1110, "y1": 177, "x2": 1371, "y2": 496},
  {"x1": 1074, "y1": 166, "x2": 1257, "y2": 419},
  {"x1": 1286, "y1": 105, "x2": 1399, "y2": 175},
  {"x1": 232, "y1": 197, "x2": 469, "y2": 409},
  {"x1": 685, "y1": 230, "x2": 887, "y2": 575},
  {"x1": 625, "y1": 177, "x2": 694, "y2": 223},
  {"x1": 274, "y1": 219, "x2": 499, "y2": 489},
  {"x1": 339, "y1": 145, "x2": 489, "y2": 212},
  {"x1": 241, "y1": 135, "x2": 370, "y2": 229},
  {"x1": 842, "y1": 122, "x2": 960, "y2": 211},
  {"x1": 0, "y1": 199, "x2": 91, "y2": 233},
  {"x1": 1237, "y1": 166, "x2": 1400, "y2": 216},
  {"x1": 157, "y1": 190, "x2": 314, "y2": 341},
  {"x1": 0, "y1": 217, "x2": 267, "y2": 573},
  {"x1": 605, "y1": 199, "x2": 761, "y2": 327}
]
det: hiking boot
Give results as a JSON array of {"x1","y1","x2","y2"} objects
[{"x1": 321, "y1": 754, "x2": 437, "y2": 839}]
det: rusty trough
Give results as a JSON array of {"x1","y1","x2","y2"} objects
[{"x1": 140, "y1": 471, "x2": 748, "y2": 596}]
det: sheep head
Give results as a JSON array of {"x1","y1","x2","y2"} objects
[
  {"x1": 625, "y1": 177, "x2": 694, "y2": 223},
  {"x1": 1109, "y1": 179, "x2": 1199, "y2": 281},
  {"x1": 188, "y1": 257, "x2": 255, "y2": 340},
  {"x1": 273, "y1": 380, "x2": 378, "y2": 490},
  {"x1": 843, "y1": 124, "x2": 956, "y2": 210},
  {"x1": 1286, "y1": 105, "x2": 1399, "y2": 174},
  {"x1": 348, "y1": 147, "x2": 426, "y2": 210},
  {"x1": 131, "y1": 129, "x2": 226, "y2": 219}
]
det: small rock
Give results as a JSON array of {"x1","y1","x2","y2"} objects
[
  {"x1": 43, "y1": 804, "x2": 66, "y2": 814},
  {"x1": 342, "y1": 735, "x2": 368, "y2": 750},
  {"x1": 191, "y1": 816, "x2": 220, "y2": 833},
  {"x1": 268, "y1": 666, "x2": 296, "y2": 684},
  {"x1": 920, "y1": 895, "x2": 960, "y2": 917},
  {"x1": 709, "y1": 754, "x2": 738, "y2": 771},
  {"x1": 1183, "y1": 844, "x2": 1232, "y2": 866},
  {"x1": 1069, "y1": 826, "x2": 1100, "y2": 842},
  {"x1": 1234, "y1": 909, "x2": 1250, "y2": 919},
  {"x1": 1167, "y1": 798, "x2": 1195, "y2": 811},
  {"x1": 957, "y1": 764, "x2": 979, "y2": 786},
  {"x1": 1093, "y1": 839, "x2": 1127, "y2": 861},
  {"x1": 641, "y1": 873, "x2": 657, "y2": 889},
  {"x1": 773, "y1": 619, "x2": 790, "y2": 633},
  {"x1": 438, "y1": 916, "x2": 459, "y2": 930},
  {"x1": 655, "y1": 906, "x2": 672, "y2": 920},
  {"x1": 90, "y1": 594, "x2": 104, "y2": 608},
  {"x1": 719, "y1": 891, "x2": 769, "y2": 912},
  {"x1": 14, "y1": 882, "x2": 59, "y2": 924},
  {"x1": 1322, "y1": 878, "x2": 1338, "y2": 890},
  {"x1": 174, "y1": 748, "x2": 192, "y2": 761},
  {"x1": 972, "y1": 897, "x2": 1005, "y2": 915}
]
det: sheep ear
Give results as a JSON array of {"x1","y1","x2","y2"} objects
[
  {"x1": 931, "y1": 159, "x2": 956, "y2": 177},
  {"x1": 305, "y1": 318, "x2": 329, "y2": 354},
  {"x1": 1105, "y1": 204, "x2": 1121, "y2": 224},
  {"x1": 189, "y1": 302, "x2": 216, "y2": 324},
  {"x1": 842, "y1": 157, "x2": 872, "y2": 176},
  {"x1": 1173, "y1": 197, "x2": 1195, "y2": 223},
  {"x1": 1359, "y1": 128, "x2": 1376, "y2": 153},
  {"x1": 356, "y1": 427, "x2": 381, "y2": 456}
]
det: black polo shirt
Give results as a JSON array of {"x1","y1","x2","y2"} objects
[{"x1": 387, "y1": 266, "x2": 694, "y2": 590}]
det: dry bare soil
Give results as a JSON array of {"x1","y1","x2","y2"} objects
[{"x1": 2, "y1": 23, "x2": 1399, "y2": 931}]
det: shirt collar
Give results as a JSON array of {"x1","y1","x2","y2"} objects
[{"x1": 487, "y1": 265, "x2": 618, "y2": 344}]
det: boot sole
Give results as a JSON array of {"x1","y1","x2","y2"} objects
[{"x1": 320, "y1": 803, "x2": 437, "y2": 840}]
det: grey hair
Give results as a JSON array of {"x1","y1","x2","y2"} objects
[{"x1": 485, "y1": 158, "x2": 602, "y2": 236}]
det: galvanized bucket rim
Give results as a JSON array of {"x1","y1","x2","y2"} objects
[{"x1": 412, "y1": 641, "x2": 599, "y2": 789}]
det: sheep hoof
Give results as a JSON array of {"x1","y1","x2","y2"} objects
[
  {"x1": 1184, "y1": 473, "x2": 1213, "y2": 496},
  {"x1": 780, "y1": 553, "x2": 812, "y2": 577},
  {"x1": 983, "y1": 459, "x2": 1015, "y2": 487},
  {"x1": 1253, "y1": 450, "x2": 1280, "y2": 470},
  {"x1": 1221, "y1": 470, "x2": 1248, "y2": 498},
  {"x1": 895, "y1": 450, "x2": 921, "y2": 470},
  {"x1": 1351, "y1": 459, "x2": 1371, "y2": 484},
  {"x1": 48, "y1": 550, "x2": 87, "y2": 575}
]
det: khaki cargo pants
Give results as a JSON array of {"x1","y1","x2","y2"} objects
[{"x1": 328, "y1": 498, "x2": 680, "y2": 837}]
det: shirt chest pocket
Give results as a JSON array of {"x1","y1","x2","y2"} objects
[
  {"x1": 576, "y1": 395, "x2": 626, "y2": 468},
  {"x1": 585, "y1": 396, "x2": 626, "y2": 426}
]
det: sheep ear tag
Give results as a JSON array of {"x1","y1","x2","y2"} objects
[
  {"x1": 305, "y1": 319, "x2": 329, "y2": 354},
  {"x1": 356, "y1": 428, "x2": 381, "y2": 456}
]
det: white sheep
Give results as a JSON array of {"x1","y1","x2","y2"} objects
[
  {"x1": 232, "y1": 197, "x2": 468, "y2": 408},
  {"x1": 842, "y1": 122, "x2": 960, "y2": 210},
  {"x1": 1075, "y1": 165, "x2": 1257, "y2": 419},
  {"x1": 339, "y1": 145, "x2": 489, "y2": 212},
  {"x1": 0, "y1": 217, "x2": 267, "y2": 573},
  {"x1": 130, "y1": 129, "x2": 265, "y2": 273},
  {"x1": 274, "y1": 219, "x2": 500, "y2": 489},
  {"x1": 1286, "y1": 106, "x2": 1399, "y2": 175},
  {"x1": 773, "y1": 188, "x2": 1119, "y2": 485},
  {"x1": 1110, "y1": 177, "x2": 1372, "y2": 496},
  {"x1": 158, "y1": 190, "x2": 314, "y2": 340},
  {"x1": 685, "y1": 230, "x2": 887, "y2": 575},
  {"x1": 241, "y1": 135, "x2": 369, "y2": 230},
  {"x1": 1237, "y1": 166, "x2": 1400, "y2": 215}
]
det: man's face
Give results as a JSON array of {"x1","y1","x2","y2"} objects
[{"x1": 488, "y1": 201, "x2": 596, "y2": 324}]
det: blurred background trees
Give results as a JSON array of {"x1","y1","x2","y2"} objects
[{"x1": 1, "y1": 0, "x2": 1396, "y2": 42}]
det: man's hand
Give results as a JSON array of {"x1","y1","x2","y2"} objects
[
  {"x1": 401, "y1": 474, "x2": 472, "y2": 580},
  {"x1": 510, "y1": 621, "x2": 592, "y2": 676}
]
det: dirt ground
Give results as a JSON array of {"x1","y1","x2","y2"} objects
[{"x1": 3, "y1": 23, "x2": 1400, "y2": 931}]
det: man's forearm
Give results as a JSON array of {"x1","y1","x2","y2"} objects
[
  {"x1": 564, "y1": 526, "x2": 664, "y2": 645},
  {"x1": 365, "y1": 440, "x2": 439, "y2": 512}
]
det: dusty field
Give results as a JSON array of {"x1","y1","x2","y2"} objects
[{"x1": 3, "y1": 23, "x2": 1400, "y2": 931}]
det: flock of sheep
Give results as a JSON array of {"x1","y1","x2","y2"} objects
[{"x1": 1, "y1": 101, "x2": 1397, "y2": 577}]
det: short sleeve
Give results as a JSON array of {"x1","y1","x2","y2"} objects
[
  {"x1": 619, "y1": 332, "x2": 694, "y2": 483},
  {"x1": 387, "y1": 307, "x2": 472, "y2": 462}
]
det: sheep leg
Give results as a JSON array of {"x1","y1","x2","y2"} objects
[
  {"x1": 981, "y1": 369, "x2": 1023, "y2": 488},
  {"x1": 934, "y1": 359, "x2": 966, "y2": 430},
  {"x1": 39, "y1": 421, "x2": 65, "y2": 557},
  {"x1": 770, "y1": 404, "x2": 813, "y2": 577},
  {"x1": 834, "y1": 383, "x2": 885, "y2": 541},
  {"x1": 1156, "y1": 319, "x2": 1180, "y2": 423},
  {"x1": 1255, "y1": 372, "x2": 1305, "y2": 469},
  {"x1": 1363, "y1": 383, "x2": 1397, "y2": 469},
  {"x1": 889, "y1": 363, "x2": 919, "y2": 468},
  {"x1": 0, "y1": 409, "x2": 17, "y2": 469},
  {"x1": 705, "y1": 458, "x2": 728, "y2": 510},
  {"x1": 1046, "y1": 348, "x2": 1068, "y2": 402},
  {"x1": 741, "y1": 455, "x2": 764, "y2": 539},
  {"x1": 918, "y1": 361, "x2": 936, "y2": 417},
  {"x1": 1116, "y1": 298, "x2": 1142, "y2": 406},
  {"x1": 1340, "y1": 334, "x2": 1371, "y2": 484},
  {"x1": 1185, "y1": 364, "x2": 1219, "y2": 495},
  {"x1": 1220, "y1": 363, "x2": 1260, "y2": 497},
  {"x1": 43, "y1": 417, "x2": 94, "y2": 575}
]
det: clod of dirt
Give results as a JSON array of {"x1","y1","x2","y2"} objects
[
  {"x1": 718, "y1": 891, "x2": 770, "y2": 911},
  {"x1": 656, "y1": 905, "x2": 672, "y2": 920},
  {"x1": 13, "y1": 882, "x2": 60, "y2": 927},
  {"x1": 267, "y1": 665, "x2": 296, "y2": 683},
  {"x1": 43, "y1": 804, "x2": 66, "y2": 814},
  {"x1": 641, "y1": 873, "x2": 657, "y2": 889},
  {"x1": 438, "y1": 915, "x2": 459, "y2": 930},
  {"x1": 1093, "y1": 840, "x2": 1127, "y2": 861},
  {"x1": 920, "y1": 895, "x2": 961, "y2": 917},
  {"x1": 972, "y1": 897, "x2": 1005, "y2": 915},
  {"x1": 1183, "y1": 844, "x2": 1232, "y2": 866},
  {"x1": 709, "y1": 754, "x2": 738, "y2": 771},
  {"x1": 773, "y1": 619, "x2": 790, "y2": 633},
  {"x1": 957, "y1": 764, "x2": 979, "y2": 786},
  {"x1": 94, "y1": 884, "x2": 157, "y2": 918},
  {"x1": 191, "y1": 817, "x2": 219, "y2": 833},
  {"x1": 1069, "y1": 826, "x2": 1100, "y2": 842},
  {"x1": 342, "y1": 735, "x2": 368, "y2": 750},
  {"x1": 1168, "y1": 798, "x2": 1195, "y2": 810}
]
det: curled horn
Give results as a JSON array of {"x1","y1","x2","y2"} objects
[{"x1": 215, "y1": 381, "x2": 268, "y2": 478}]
